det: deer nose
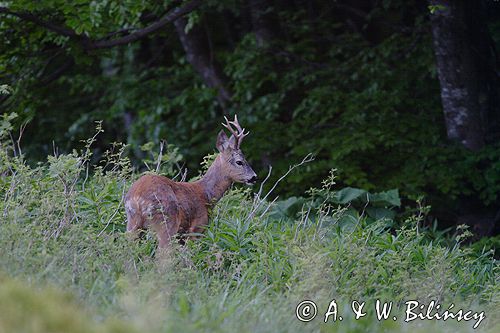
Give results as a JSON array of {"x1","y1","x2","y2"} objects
[{"x1": 249, "y1": 175, "x2": 258, "y2": 184}]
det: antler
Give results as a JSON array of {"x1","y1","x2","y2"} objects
[{"x1": 221, "y1": 114, "x2": 249, "y2": 149}]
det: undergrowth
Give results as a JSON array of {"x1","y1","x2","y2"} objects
[{"x1": 0, "y1": 117, "x2": 498, "y2": 332}]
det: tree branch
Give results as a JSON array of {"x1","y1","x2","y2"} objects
[
  {"x1": 87, "y1": 0, "x2": 203, "y2": 50},
  {"x1": 0, "y1": 0, "x2": 203, "y2": 50},
  {"x1": 0, "y1": 6, "x2": 78, "y2": 37}
]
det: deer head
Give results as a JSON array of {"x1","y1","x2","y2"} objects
[{"x1": 216, "y1": 115, "x2": 257, "y2": 185}]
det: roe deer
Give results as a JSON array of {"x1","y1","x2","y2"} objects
[{"x1": 124, "y1": 115, "x2": 257, "y2": 248}]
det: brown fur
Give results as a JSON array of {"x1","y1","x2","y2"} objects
[{"x1": 124, "y1": 118, "x2": 256, "y2": 248}]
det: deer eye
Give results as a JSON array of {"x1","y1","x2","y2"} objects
[{"x1": 236, "y1": 160, "x2": 243, "y2": 166}]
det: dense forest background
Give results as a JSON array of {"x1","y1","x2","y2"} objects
[{"x1": 1, "y1": 0, "x2": 500, "y2": 236}]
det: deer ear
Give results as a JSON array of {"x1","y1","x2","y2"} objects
[{"x1": 216, "y1": 130, "x2": 229, "y2": 152}]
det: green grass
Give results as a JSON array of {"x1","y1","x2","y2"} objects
[{"x1": 0, "y1": 124, "x2": 498, "y2": 332}]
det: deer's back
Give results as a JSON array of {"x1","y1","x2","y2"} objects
[{"x1": 125, "y1": 174, "x2": 207, "y2": 231}]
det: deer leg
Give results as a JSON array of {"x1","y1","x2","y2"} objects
[
  {"x1": 186, "y1": 227, "x2": 201, "y2": 241},
  {"x1": 186, "y1": 217, "x2": 208, "y2": 241},
  {"x1": 125, "y1": 210, "x2": 144, "y2": 241},
  {"x1": 152, "y1": 218, "x2": 180, "y2": 249}
]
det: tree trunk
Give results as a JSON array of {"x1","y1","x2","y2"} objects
[
  {"x1": 173, "y1": 17, "x2": 232, "y2": 111},
  {"x1": 430, "y1": 0, "x2": 500, "y2": 233},
  {"x1": 428, "y1": 0, "x2": 498, "y2": 151}
]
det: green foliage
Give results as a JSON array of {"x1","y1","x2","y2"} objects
[
  {"x1": 469, "y1": 235, "x2": 500, "y2": 258},
  {"x1": 0, "y1": 84, "x2": 12, "y2": 95},
  {"x1": 1, "y1": 0, "x2": 499, "y2": 214},
  {"x1": 269, "y1": 170, "x2": 400, "y2": 226},
  {"x1": 0, "y1": 112, "x2": 17, "y2": 139},
  {"x1": 139, "y1": 141, "x2": 184, "y2": 177},
  {"x1": 428, "y1": 4, "x2": 447, "y2": 14},
  {"x1": 0, "y1": 127, "x2": 498, "y2": 332}
]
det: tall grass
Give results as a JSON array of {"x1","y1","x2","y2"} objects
[{"x1": 0, "y1": 117, "x2": 498, "y2": 332}]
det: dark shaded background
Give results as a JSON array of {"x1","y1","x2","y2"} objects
[{"x1": 1, "y1": 0, "x2": 499, "y2": 236}]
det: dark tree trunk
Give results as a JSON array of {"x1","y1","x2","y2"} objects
[
  {"x1": 430, "y1": 0, "x2": 500, "y2": 234},
  {"x1": 173, "y1": 17, "x2": 232, "y2": 111},
  {"x1": 429, "y1": 0, "x2": 498, "y2": 151}
]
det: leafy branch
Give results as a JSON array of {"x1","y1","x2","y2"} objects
[{"x1": 0, "y1": 0, "x2": 202, "y2": 50}]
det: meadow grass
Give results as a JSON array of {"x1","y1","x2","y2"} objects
[{"x1": 0, "y1": 122, "x2": 498, "y2": 333}]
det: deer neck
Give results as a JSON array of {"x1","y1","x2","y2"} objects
[{"x1": 198, "y1": 155, "x2": 233, "y2": 205}]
